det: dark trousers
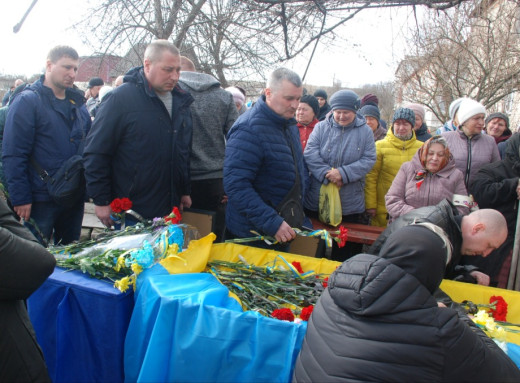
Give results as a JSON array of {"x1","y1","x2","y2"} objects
[
  {"x1": 25, "y1": 200, "x2": 84, "y2": 246},
  {"x1": 190, "y1": 178, "x2": 226, "y2": 242}
]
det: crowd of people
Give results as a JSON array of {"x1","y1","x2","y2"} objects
[{"x1": 1, "y1": 39, "x2": 520, "y2": 381}]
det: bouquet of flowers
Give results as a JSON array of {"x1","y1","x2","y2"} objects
[
  {"x1": 208, "y1": 256, "x2": 330, "y2": 322},
  {"x1": 52, "y1": 207, "x2": 195, "y2": 292}
]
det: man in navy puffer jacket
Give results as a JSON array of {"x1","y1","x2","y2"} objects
[
  {"x1": 84, "y1": 40, "x2": 193, "y2": 225},
  {"x1": 224, "y1": 68, "x2": 305, "y2": 246},
  {"x1": 3, "y1": 46, "x2": 91, "y2": 245}
]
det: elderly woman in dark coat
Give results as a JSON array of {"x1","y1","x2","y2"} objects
[
  {"x1": 293, "y1": 225, "x2": 520, "y2": 383},
  {"x1": 470, "y1": 132, "x2": 520, "y2": 287}
]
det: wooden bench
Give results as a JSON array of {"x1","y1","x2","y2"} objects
[{"x1": 309, "y1": 218, "x2": 384, "y2": 246}]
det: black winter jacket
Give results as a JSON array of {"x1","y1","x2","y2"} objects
[
  {"x1": 369, "y1": 199, "x2": 473, "y2": 279},
  {"x1": 469, "y1": 133, "x2": 520, "y2": 282},
  {"x1": 0, "y1": 199, "x2": 55, "y2": 382},
  {"x1": 293, "y1": 252, "x2": 520, "y2": 382},
  {"x1": 84, "y1": 67, "x2": 194, "y2": 219}
]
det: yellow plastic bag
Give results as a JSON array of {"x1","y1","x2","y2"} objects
[{"x1": 319, "y1": 182, "x2": 342, "y2": 227}]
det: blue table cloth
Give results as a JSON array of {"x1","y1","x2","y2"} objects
[
  {"x1": 27, "y1": 267, "x2": 134, "y2": 383},
  {"x1": 125, "y1": 265, "x2": 307, "y2": 383}
]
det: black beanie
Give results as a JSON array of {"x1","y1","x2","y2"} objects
[
  {"x1": 359, "y1": 104, "x2": 380, "y2": 121},
  {"x1": 314, "y1": 89, "x2": 328, "y2": 100},
  {"x1": 300, "y1": 95, "x2": 320, "y2": 117}
]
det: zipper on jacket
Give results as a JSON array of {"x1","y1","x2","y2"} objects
[{"x1": 464, "y1": 137, "x2": 472, "y2": 189}]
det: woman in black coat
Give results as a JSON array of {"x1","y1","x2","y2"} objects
[
  {"x1": 470, "y1": 132, "x2": 520, "y2": 287},
  {"x1": 0, "y1": 199, "x2": 55, "y2": 382},
  {"x1": 293, "y1": 225, "x2": 520, "y2": 382}
]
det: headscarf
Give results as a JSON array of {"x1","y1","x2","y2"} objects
[{"x1": 414, "y1": 135, "x2": 450, "y2": 189}]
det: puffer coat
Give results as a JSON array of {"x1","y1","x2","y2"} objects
[
  {"x1": 303, "y1": 113, "x2": 376, "y2": 217},
  {"x1": 0, "y1": 199, "x2": 56, "y2": 382},
  {"x1": 224, "y1": 95, "x2": 306, "y2": 237},
  {"x1": 293, "y1": 252, "x2": 520, "y2": 382},
  {"x1": 364, "y1": 128, "x2": 422, "y2": 227},
  {"x1": 442, "y1": 129, "x2": 500, "y2": 189},
  {"x1": 386, "y1": 150, "x2": 468, "y2": 220},
  {"x1": 469, "y1": 133, "x2": 520, "y2": 283}
]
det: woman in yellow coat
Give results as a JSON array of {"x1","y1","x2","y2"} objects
[{"x1": 365, "y1": 107, "x2": 423, "y2": 227}]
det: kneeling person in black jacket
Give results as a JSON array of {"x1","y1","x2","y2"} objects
[
  {"x1": 294, "y1": 225, "x2": 520, "y2": 382},
  {"x1": 0, "y1": 199, "x2": 56, "y2": 382}
]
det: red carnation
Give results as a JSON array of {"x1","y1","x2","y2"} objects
[
  {"x1": 165, "y1": 206, "x2": 182, "y2": 224},
  {"x1": 490, "y1": 295, "x2": 508, "y2": 322},
  {"x1": 120, "y1": 197, "x2": 132, "y2": 211},
  {"x1": 300, "y1": 305, "x2": 314, "y2": 321},
  {"x1": 110, "y1": 198, "x2": 123, "y2": 213},
  {"x1": 336, "y1": 226, "x2": 348, "y2": 248},
  {"x1": 272, "y1": 308, "x2": 295, "y2": 322},
  {"x1": 292, "y1": 261, "x2": 304, "y2": 274},
  {"x1": 322, "y1": 277, "x2": 329, "y2": 288}
]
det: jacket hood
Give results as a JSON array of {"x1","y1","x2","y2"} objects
[
  {"x1": 123, "y1": 66, "x2": 193, "y2": 104},
  {"x1": 328, "y1": 253, "x2": 438, "y2": 317},
  {"x1": 254, "y1": 95, "x2": 297, "y2": 127},
  {"x1": 179, "y1": 71, "x2": 220, "y2": 92},
  {"x1": 25, "y1": 76, "x2": 86, "y2": 106}
]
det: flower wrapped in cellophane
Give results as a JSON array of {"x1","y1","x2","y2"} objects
[{"x1": 52, "y1": 216, "x2": 200, "y2": 292}]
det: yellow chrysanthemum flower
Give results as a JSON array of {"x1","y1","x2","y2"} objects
[
  {"x1": 131, "y1": 263, "x2": 143, "y2": 275},
  {"x1": 114, "y1": 255, "x2": 126, "y2": 272},
  {"x1": 114, "y1": 276, "x2": 130, "y2": 292}
]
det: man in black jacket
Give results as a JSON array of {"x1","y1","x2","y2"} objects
[
  {"x1": 84, "y1": 40, "x2": 194, "y2": 226},
  {"x1": 369, "y1": 199, "x2": 507, "y2": 285},
  {"x1": 0, "y1": 199, "x2": 56, "y2": 382},
  {"x1": 294, "y1": 225, "x2": 520, "y2": 382},
  {"x1": 470, "y1": 132, "x2": 520, "y2": 287}
]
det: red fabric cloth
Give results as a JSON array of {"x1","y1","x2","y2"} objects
[{"x1": 297, "y1": 119, "x2": 319, "y2": 151}]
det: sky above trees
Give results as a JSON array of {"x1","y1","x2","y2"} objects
[{"x1": 1, "y1": 0, "x2": 428, "y2": 87}]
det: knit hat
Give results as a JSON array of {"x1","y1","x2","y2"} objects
[
  {"x1": 226, "y1": 86, "x2": 246, "y2": 107},
  {"x1": 449, "y1": 97, "x2": 467, "y2": 120},
  {"x1": 485, "y1": 112, "x2": 510, "y2": 131},
  {"x1": 300, "y1": 94, "x2": 320, "y2": 117},
  {"x1": 457, "y1": 99, "x2": 486, "y2": 126},
  {"x1": 359, "y1": 104, "x2": 380, "y2": 121},
  {"x1": 329, "y1": 90, "x2": 360, "y2": 112},
  {"x1": 361, "y1": 93, "x2": 379, "y2": 107},
  {"x1": 406, "y1": 103, "x2": 425, "y2": 121},
  {"x1": 88, "y1": 77, "x2": 104, "y2": 88},
  {"x1": 313, "y1": 89, "x2": 328, "y2": 100},
  {"x1": 392, "y1": 107, "x2": 415, "y2": 128}
]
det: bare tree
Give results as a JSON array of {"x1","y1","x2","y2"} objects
[
  {"x1": 358, "y1": 82, "x2": 395, "y2": 123},
  {"x1": 77, "y1": 0, "x2": 467, "y2": 85},
  {"x1": 396, "y1": 0, "x2": 520, "y2": 122}
]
